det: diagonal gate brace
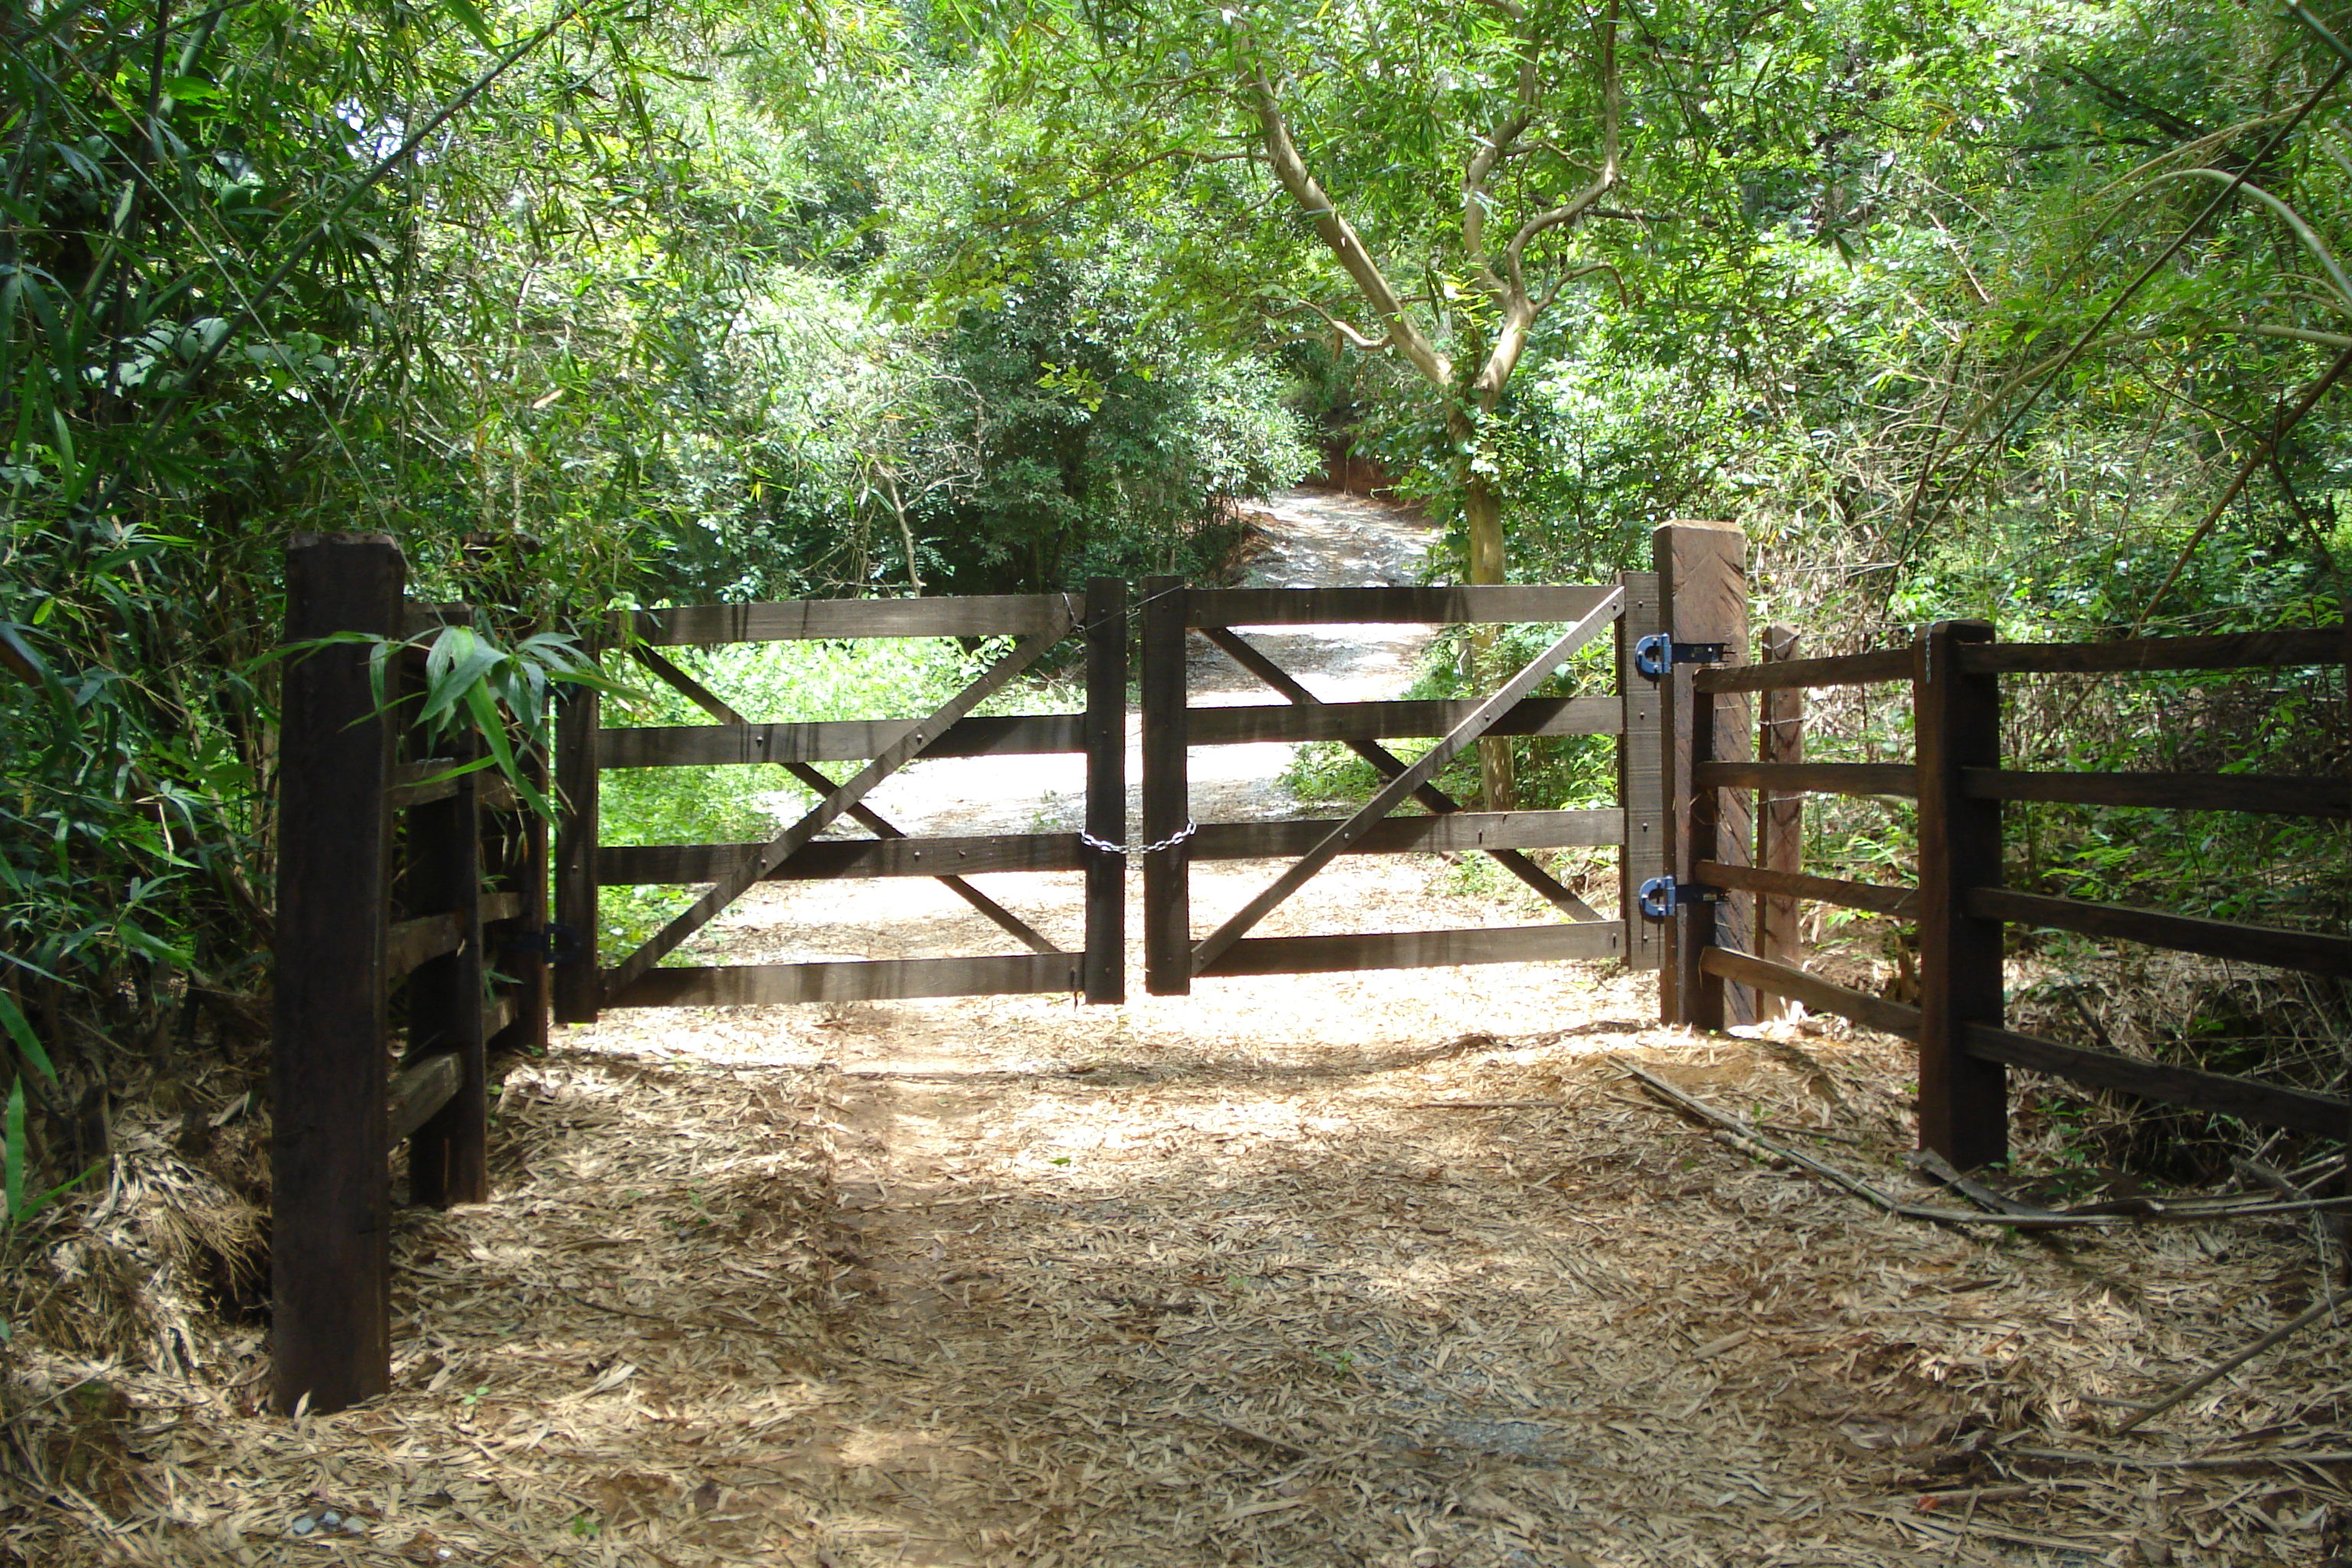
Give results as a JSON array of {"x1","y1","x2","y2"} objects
[
  {"x1": 603, "y1": 603, "x2": 1077, "y2": 1001},
  {"x1": 1191, "y1": 587, "x2": 1624, "y2": 975},
  {"x1": 629, "y1": 646, "x2": 1063, "y2": 958},
  {"x1": 1197, "y1": 626, "x2": 1604, "y2": 923}
]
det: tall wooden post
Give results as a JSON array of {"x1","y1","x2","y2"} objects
[
  {"x1": 273, "y1": 534, "x2": 403, "y2": 1414},
  {"x1": 1082, "y1": 577, "x2": 1128, "y2": 1004},
  {"x1": 1139, "y1": 576, "x2": 1191, "y2": 995},
  {"x1": 1753, "y1": 623, "x2": 1805, "y2": 1019},
  {"x1": 1617, "y1": 571, "x2": 1666, "y2": 972},
  {"x1": 1655, "y1": 521, "x2": 1753, "y2": 1029},
  {"x1": 1916, "y1": 619, "x2": 2007, "y2": 1168},
  {"x1": 406, "y1": 719, "x2": 488, "y2": 1209},
  {"x1": 552, "y1": 680, "x2": 602, "y2": 1024}
]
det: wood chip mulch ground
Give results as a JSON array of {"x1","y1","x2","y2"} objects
[{"x1": 8, "y1": 929, "x2": 2351, "y2": 1566}]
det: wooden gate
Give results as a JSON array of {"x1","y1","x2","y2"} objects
[
  {"x1": 1134, "y1": 574, "x2": 1671, "y2": 991},
  {"x1": 552, "y1": 581, "x2": 1131, "y2": 1019}
]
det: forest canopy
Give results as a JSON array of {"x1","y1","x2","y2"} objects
[{"x1": 3, "y1": 0, "x2": 2349, "y2": 1083}]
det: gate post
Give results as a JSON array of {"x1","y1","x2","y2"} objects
[
  {"x1": 553, "y1": 676, "x2": 602, "y2": 1024},
  {"x1": 1083, "y1": 577, "x2": 1128, "y2": 1004},
  {"x1": 273, "y1": 534, "x2": 403, "y2": 1414},
  {"x1": 1915, "y1": 619, "x2": 2006, "y2": 1168},
  {"x1": 1616, "y1": 570, "x2": 1665, "y2": 972},
  {"x1": 1655, "y1": 520, "x2": 1753, "y2": 1029},
  {"x1": 1753, "y1": 624, "x2": 1806, "y2": 1018},
  {"x1": 1139, "y1": 575, "x2": 1191, "y2": 995}
]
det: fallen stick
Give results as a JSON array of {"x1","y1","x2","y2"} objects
[
  {"x1": 1624, "y1": 1063, "x2": 2352, "y2": 1230},
  {"x1": 2111, "y1": 1295, "x2": 2340, "y2": 1434},
  {"x1": 1622, "y1": 1064, "x2": 2096, "y2": 1230},
  {"x1": 2010, "y1": 1444, "x2": 2352, "y2": 1470}
]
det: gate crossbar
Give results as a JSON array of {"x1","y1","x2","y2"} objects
[
  {"x1": 601, "y1": 606, "x2": 1077, "y2": 1000},
  {"x1": 1189, "y1": 586, "x2": 1625, "y2": 975},
  {"x1": 1197, "y1": 626, "x2": 1602, "y2": 923},
  {"x1": 629, "y1": 647, "x2": 1060, "y2": 957}
]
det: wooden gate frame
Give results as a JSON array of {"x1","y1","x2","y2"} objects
[
  {"x1": 1135, "y1": 576, "x2": 1671, "y2": 991},
  {"x1": 553, "y1": 581, "x2": 1129, "y2": 1018}
]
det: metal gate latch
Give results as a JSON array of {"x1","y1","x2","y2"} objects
[
  {"x1": 1633, "y1": 635, "x2": 1729, "y2": 679},
  {"x1": 1637, "y1": 875, "x2": 1724, "y2": 920}
]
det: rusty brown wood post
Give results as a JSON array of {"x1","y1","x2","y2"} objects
[
  {"x1": 552, "y1": 675, "x2": 602, "y2": 1024},
  {"x1": 1617, "y1": 570, "x2": 1665, "y2": 972},
  {"x1": 406, "y1": 717, "x2": 488, "y2": 1209},
  {"x1": 1655, "y1": 521, "x2": 1753, "y2": 1029},
  {"x1": 1139, "y1": 575, "x2": 1191, "y2": 995},
  {"x1": 1916, "y1": 619, "x2": 2007, "y2": 1168},
  {"x1": 1753, "y1": 623, "x2": 1805, "y2": 1018},
  {"x1": 273, "y1": 534, "x2": 404, "y2": 1414},
  {"x1": 1083, "y1": 577, "x2": 1128, "y2": 1004}
]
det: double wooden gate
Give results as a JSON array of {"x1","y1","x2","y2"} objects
[{"x1": 550, "y1": 575, "x2": 1675, "y2": 1018}]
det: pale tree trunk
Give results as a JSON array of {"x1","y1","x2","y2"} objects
[{"x1": 1458, "y1": 446, "x2": 1514, "y2": 811}]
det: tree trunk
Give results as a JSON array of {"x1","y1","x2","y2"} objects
[{"x1": 1459, "y1": 456, "x2": 1516, "y2": 811}]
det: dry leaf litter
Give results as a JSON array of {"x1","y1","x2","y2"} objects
[{"x1": 7, "y1": 852, "x2": 2352, "y2": 1567}]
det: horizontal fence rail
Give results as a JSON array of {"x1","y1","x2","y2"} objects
[{"x1": 1663, "y1": 611, "x2": 2350, "y2": 1167}]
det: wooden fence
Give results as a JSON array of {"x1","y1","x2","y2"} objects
[
  {"x1": 273, "y1": 534, "x2": 550, "y2": 1415},
  {"x1": 1664, "y1": 595, "x2": 2352, "y2": 1168}
]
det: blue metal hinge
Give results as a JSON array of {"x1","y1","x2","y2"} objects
[
  {"x1": 1637, "y1": 875, "x2": 1725, "y2": 920},
  {"x1": 1633, "y1": 635, "x2": 1730, "y2": 679}
]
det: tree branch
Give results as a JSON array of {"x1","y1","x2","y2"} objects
[{"x1": 1246, "y1": 67, "x2": 1451, "y2": 389}]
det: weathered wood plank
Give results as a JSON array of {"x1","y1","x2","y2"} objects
[
  {"x1": 1694, "y1": 646, "x2": 1916, "y2": 694},
  {"x1": 1185, "y1": 584, "x2": 1619, "y2": 627},
  {"x1": 633, "y1": 594, "x2": 1077, "y2": 645},
  {"x1": 387, "y1": 1053, "x2": 462, "y2": 1145},
  {"x1": 1618, "y1": 570, "x2": 1665, "y2": 972},
  {"x1": 552, "y1": 681, "x2": 603, "y2": 1024},
  {"x1": 1658, "y1": 521, "x2": 1752, "y2": 1027},
  {"x1": 1958, "y1": 769, "x2": 2349, "y2": 816},
  {"x1": 597, "y1": 809, "x2": 1624, "y2": 886},
  {"x1": 273, "y1": 534, "x2": 403, "y2": 1416},
  {"x1": 385, "y1": 911, "x2": 463, "y2": 980},
  {"x1": 607, "y1": 953, "x2": 1083, "y2": 1008},
  {"x1": 1698, "y1": 947, "x2": 1923, "y2": 1040},
  {"x1": 1197, "y1": 922, "x2": 1622, "y2": 978},
  {"x1": 1696, "y1": 859, "x2": 1921, "y2": 918},
  {"x1": 1961, "y1": 1024, "x2": 2349, "y2": 1136},
  {"x1": 1966, "y1": 887, "x2": 2352, "y2": 977},
  {"x1": 1083, "y1": 577, "x2": 1127, "y2": 1005},
  {"x1": 1957, "y1": 626, "x2": 2344, "y2": 675},
  {"x1": 401, "y1": 714, "x2": 485, "y2": 1210},
  {"x1": 599, "y1": 834, "x2": 1084, "y2": 884},
  {"x1": 1197, "y1": 810, "x2": 1623, "y2": 860},
  {"x1": 1754, "y1": 623, "x2": 1805, "y2": 1018},
  {"x1": 1190, "y1": 589, "x2": 1625, "y2": 975},
  {"x1": 386, "y1": 760, "x2": 461, "y2": 811},
  {"x1": 479, "y1": 890, "x2": 525, "y2": 925},
  {"x1": 1185, "y1": 695, "x2": 1622, "y2": 746},
  {"x1": 599, "y1": 714, "x2": 1083, "y2": 768},
  {"x1": 1141, "y1": 577, "x2": 1192, "y2": 995},
  {"x1": 1916, "y1": 621, "x2": 2007, "y2": 1171},
  {"x1": 1696, "y1": 760, "x2": 1918, "y2": 798}
]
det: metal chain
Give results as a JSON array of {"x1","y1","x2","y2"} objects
[{"x1": 1077, "y1": 819, "x2": 1197, "y2": 858}]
